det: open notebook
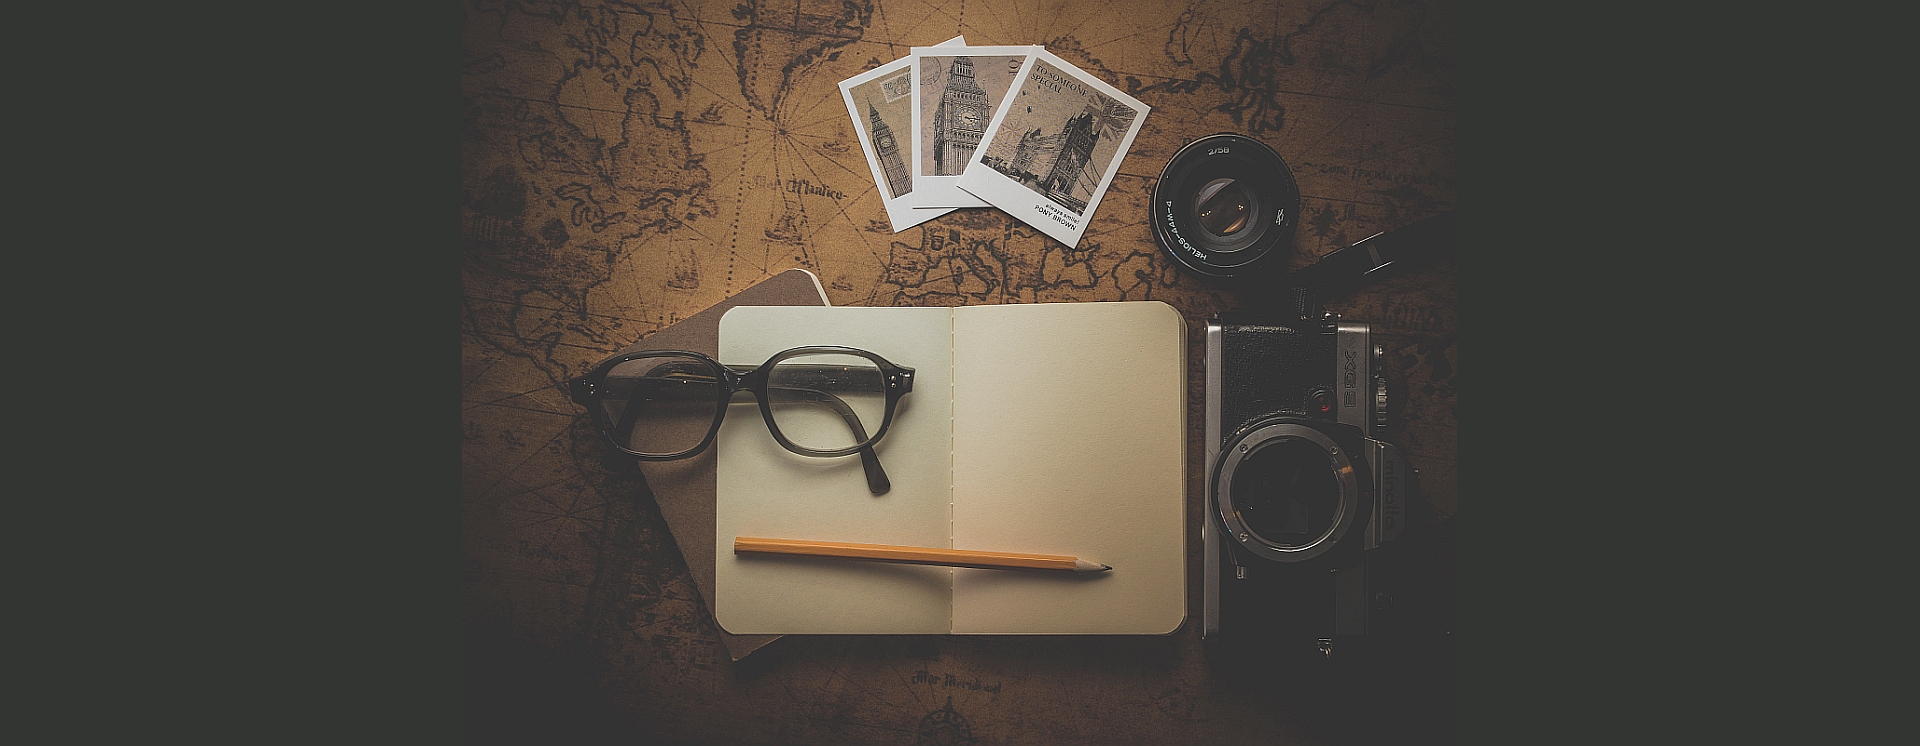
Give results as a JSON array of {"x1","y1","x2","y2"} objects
[{"x1": 713, "y1": 302, "x2": 1187, "y2": 635}]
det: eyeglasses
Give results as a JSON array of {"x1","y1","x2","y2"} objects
[{"x1": 567, "y1": 346, "x2": 915, "y2": 495}]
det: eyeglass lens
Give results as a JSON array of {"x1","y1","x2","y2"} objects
[
  {"x1": 601, "y1": 355, "x2": 723, "y2": 456},
  {"x1": 765, "y1": 352, "x2": 888, "y2": 452}
]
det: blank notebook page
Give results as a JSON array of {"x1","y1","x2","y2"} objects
[{"x1": 950, "y1": 302, "x2": 1187, "y2": 634}]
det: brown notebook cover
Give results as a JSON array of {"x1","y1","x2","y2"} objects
[{"x1": 615, "y1": 268, "x2": 828, "y2": 660}]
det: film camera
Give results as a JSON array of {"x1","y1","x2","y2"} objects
[
  {"x1": 1153, "y1": 132, "x2": 1451, "y2": 661},
  {"x1": 1201, "y1": 288, "x2": 1416, "y2": 659}
]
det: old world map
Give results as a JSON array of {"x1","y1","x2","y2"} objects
[{"x1": 463, "y1": 1, "x2": 1454, "y2": 742}]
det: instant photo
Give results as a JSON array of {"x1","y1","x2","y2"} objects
[
  {"x1": 955, "y1": 49, "x2": 1149, "y2": 248},
  {"x1": 838, "y1": 36, "x2": 966, "y2": 232},
  {"x1": 908, "y1": 45, "x2": 1036, "y2": 210}
]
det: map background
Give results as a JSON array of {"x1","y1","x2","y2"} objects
[{"x1": 463, "y1": 0, "x2": 1456, "y2": 742}]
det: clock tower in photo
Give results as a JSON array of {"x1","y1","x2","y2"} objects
[
  {"x1": 932, "y1": 56, "x2": 988, "y2": 176},
  {"x1": 868, "y1": 102, "x2": 911, "y2": 198}
]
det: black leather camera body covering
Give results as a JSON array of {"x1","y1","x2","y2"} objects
[{"x1": 1202, "y1": 289, "x2": 1414, "y2": 660}]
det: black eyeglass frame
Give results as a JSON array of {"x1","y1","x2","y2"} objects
[{"x1": 567, "y1": 346, "x2": 915, "y2": 493}]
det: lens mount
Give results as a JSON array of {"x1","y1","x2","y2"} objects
[
  {"x1": 1213, "y1": 421, "x2": 1359, "y2": 563},
  {"x1": 1151, "y1": 133, "x2": 1301, "y2": 279}
]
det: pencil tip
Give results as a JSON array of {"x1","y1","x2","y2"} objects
[{"x1": 1100, "y1": 564, "x2": 1112, "y2": 571}]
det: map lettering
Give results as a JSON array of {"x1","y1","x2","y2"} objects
[
  {"x1": 787, "y1": 178, "x2": 845, "y2": 200},
  {"x1": 912, "y1": 669, "x2": 1003, "y2": 694}
]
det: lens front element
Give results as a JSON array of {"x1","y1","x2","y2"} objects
[{"x1": 1195, "y1": 177, "x2": 1253, "y2": 238}]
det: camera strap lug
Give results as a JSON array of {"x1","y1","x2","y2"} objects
[{"x1": 1285, "y1": 211, "x2": 1455, "y2": 298}]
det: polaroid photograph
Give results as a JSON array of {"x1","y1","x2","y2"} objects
[
  {"x1": 955, "y1": 49, "x2": 1150, "y2": 248},
  {"x1": 839, "y1": 36, "x2": 965, "y2": 232},
  {"x1": 908, "y1": 45, "x2": 1036, "y2": 210}
]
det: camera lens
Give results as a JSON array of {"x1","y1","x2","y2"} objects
[
  {"x1": 1151, "y1": 133, "x2": 1300, "y2": 278},
  {"x1": 1195, "y1": 178, "x2": 1253, "y2": 237},
  {"x1": 1230, "y1": 437, "x2": 1341, "y2": 548}
]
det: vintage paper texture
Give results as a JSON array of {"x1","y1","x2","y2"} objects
[
  {"x1": 838, "y1": 36, "x2": 964, "y2": 232},
  {"x1": 956, "y1": 49, "x2": 1150, "y2": 247},
  {"x1": 908, "y1": 45, "x2": 1034, "y2": 209}
]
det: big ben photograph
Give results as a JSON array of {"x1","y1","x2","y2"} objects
[
  {"x1": 838, "y1": 50, "x2": 961, "y2": 234},
  {"x1": 867, "y1": 99, "x2": 911, "y2": 199},
  {"x1": 909, "y1": 45, "x2": 1030, "y2": 208},
  {"x1": 933, "y1": 56, "x2": 986, "y2": 176}
]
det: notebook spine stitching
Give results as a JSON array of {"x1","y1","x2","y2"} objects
[
  {"x1": 948, "y1": 308, "x2": 958, "y2": 628},
  {"x1": 948, "y1": 309, "x2": 956, "y2": 552}
]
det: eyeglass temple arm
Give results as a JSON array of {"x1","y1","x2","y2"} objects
[
  {"x1": 771, "y1": 386, "x2": 891, "y2": 495},
  {"x1": 600, "y1": 374, "x2": 735, "y2": 461},
  {"x1": 601, "y1": 367, "x2": 716, "y2": 448},
  {"x1": 725, "y1": 364, "x2": 892, "y2": 494}
]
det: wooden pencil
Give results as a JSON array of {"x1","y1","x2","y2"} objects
[{"x1": 733, "y1": 536, "x2": 1112, "y2": 572}]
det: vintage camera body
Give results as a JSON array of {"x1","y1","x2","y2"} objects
[{"x1": 1201, "y1": 288, "x2": 1415, "y2": 660}]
